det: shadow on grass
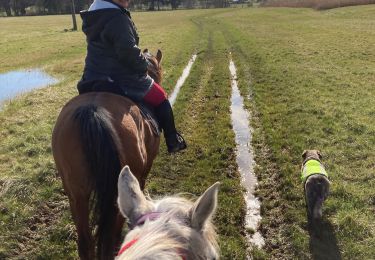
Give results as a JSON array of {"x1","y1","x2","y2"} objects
[{"x1": 309, "y1": 219, "x2": 342, "y2": 260}]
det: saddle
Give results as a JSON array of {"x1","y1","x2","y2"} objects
[{"x1": 77, "y1": 79, "x2": 161, "y2": 136}]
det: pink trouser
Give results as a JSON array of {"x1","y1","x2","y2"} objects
[{"x1": 143, "y1": 82, "x2": 168, "y2": 107}]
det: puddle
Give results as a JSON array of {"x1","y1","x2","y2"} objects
[
  {"x1": 0, "y1": 69, "x2": 58, "y2": 105},
  {"x1": 169, "y1": 54, "x2": 197, "y2": 106},
  {"x1": 229, "y1": 58, "x2": 265, "y2": 249}
]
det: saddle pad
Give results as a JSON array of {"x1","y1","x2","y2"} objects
[
  {"x1": 77, "y1": 79, "x2": 161, "y2": 136},
  {"x1": 137, "y1": 102, "x2": 161, "y2": 136}
]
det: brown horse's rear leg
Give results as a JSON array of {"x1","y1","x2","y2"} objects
[
  {"x1": 69, "y1": 196, "x2": 94, "y2": 260},
  {"x1": 98, "y1": 210, "x2": 125, "y2": 260}
]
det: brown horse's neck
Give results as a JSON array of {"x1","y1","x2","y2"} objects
[{"x1": 145, "y1": 56, "x2": 162, "y2": 84}]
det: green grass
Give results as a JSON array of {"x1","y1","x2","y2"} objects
[
  {"x1": 210, "y1": 6, "x2": 375, "y2": 259},
  {"x1": 1, "y1": 5, "x2": 375, "y2": 260},
  {"x1": 0, "y1": 10, "x2": 247, "y2": 259},
  {"x1": 262, "y1": 0, "x2": 375, "y2": 10}
]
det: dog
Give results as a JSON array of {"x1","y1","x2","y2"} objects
[{"x1": 301, "y1": 150, "x2": 330, "y2": 223}]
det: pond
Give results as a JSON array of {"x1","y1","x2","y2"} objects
[{"x1": 0, "y1": 69, "x2": 58, "y2": 105}]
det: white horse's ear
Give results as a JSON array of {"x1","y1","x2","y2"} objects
[
  {"x1": 191, "y1": 182, "x2": 220, "y2": 231},
  {"x1": 156, "y1": 49, "x2": 163, "y2": 64},
  {"x1": 117, "y1": 166, "x2": 153, "y2": 222}
]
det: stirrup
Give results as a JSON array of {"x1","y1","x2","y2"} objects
[{"x1": 166, "y1": 133, "x2": 187, "y2": 153}]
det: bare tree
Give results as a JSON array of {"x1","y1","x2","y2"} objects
[
  {"x1": 71, "y1": 0, "x2": 77, "y2": 30},
  {"x1": 0, "y1": 0, "x2": 12, "y2": 16},
  {"x1": 10, "y1": 0, "x2": 29, "y2": 16}
]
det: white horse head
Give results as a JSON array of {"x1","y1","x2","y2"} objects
[{"x1": 116, "y1": 165, "x2": 220, "y2": 260}]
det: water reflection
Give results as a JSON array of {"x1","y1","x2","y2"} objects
[
  {"x1": 169, "y1": 54, "x2": 197, "y2": 106},
  {"x1": 0, "y1": 69, "x2": 58, "y2": 104},
  {"x1": 229, "y1": 59, "x2": 265, "y2": 249}
]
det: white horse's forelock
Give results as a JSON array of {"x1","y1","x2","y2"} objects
[
  {"x1": 116, "y1": 214, "x2": 186, "y2": 259},
  {"x1": 116, "y1": 194, "x2": 219, "y2": 259}
]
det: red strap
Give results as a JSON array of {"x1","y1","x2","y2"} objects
[
  {"x1": 178, "y1": 249, "x2": 187, "y2": 260},
  {"x1": 118, "y1": 238, "x2": 186, "y2": 259},
  {"x1": 117, "y1": 238, "x2": 138, "y2": 256}
]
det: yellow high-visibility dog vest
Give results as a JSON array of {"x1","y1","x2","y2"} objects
[{"x1": 301, "y1": 159, "x2": 328, "y2": 182}]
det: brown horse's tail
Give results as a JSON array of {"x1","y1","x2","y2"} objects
[{"x1": 74, "y1": 104, "x2": 121, "y2": 259}]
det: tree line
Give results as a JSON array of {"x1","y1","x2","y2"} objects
[
  {"x1": 0, "y1": 0, "x2": 89, "y2": 16},
  {"x1": 0, "y1": 0, "x2": 244, "y2": 16}
]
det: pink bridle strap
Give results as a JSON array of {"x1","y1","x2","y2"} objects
[
  {"x1": 117, "y1": 238, "x2": 138, "y2": 256},
  {"x1": 135, "y1": 212, "x2": 162, "y2": 226}
]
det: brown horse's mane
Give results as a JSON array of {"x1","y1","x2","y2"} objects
[{"x1": 143, "y1": 49, "x2": 163, "y2": 84}]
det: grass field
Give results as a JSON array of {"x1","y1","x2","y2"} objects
[
  {"x1": 1, "y1": 5, "x2": 375, "y2": 260},
  {"x1": 262, "y1": 0, "x2": 375, "y2": 10}
]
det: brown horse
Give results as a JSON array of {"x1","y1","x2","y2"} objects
[{"x1": 52, "y1": 50, "x2": 163, "y2": 260}]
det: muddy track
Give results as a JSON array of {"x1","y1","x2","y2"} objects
[
  {"x1": 150, "y1": 17, "x2": 249, "y2": 258},
  {"x1": 190, "y1": 13, "x2": 302, "y2": 258},
  {"x1": 217, "y1": 19, "x2": 294, "y2": 259}
]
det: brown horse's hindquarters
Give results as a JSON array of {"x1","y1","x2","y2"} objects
[{"x1": 52, "y1": 93, "x2": 160, "y2": 259}]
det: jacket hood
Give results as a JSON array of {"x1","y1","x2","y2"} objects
[
  {"x1": 80, "y1": 8, "x2": 127, "y2": 41},
  {"x1": 89, "y1": 0, "x2": 122, "y2": 11}
]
